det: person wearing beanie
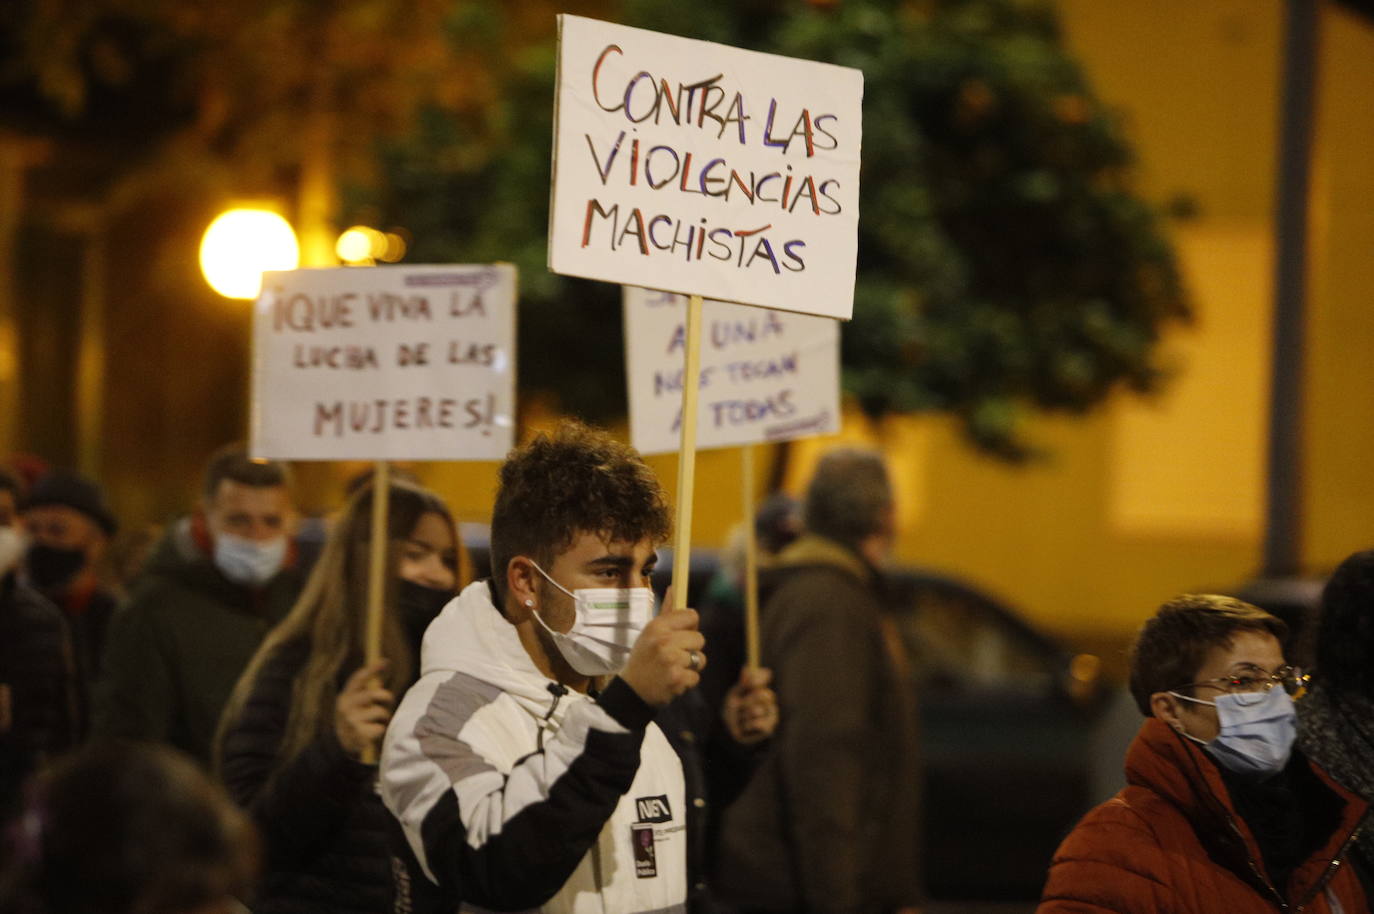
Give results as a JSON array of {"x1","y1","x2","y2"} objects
[{"x1": 20, "y1": 471, "x2": 119, "y2": 736}]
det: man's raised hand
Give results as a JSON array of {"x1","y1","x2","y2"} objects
[{"x1": 619, "y1": 607, "x2": 706, "y2": 707}]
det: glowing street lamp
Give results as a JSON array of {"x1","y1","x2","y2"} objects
[{"x1": 199, "y1": 209, "x2": 300, "y2": 299}]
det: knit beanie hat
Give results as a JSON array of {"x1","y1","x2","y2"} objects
[{"x1": 23, "y1": 471, "x2": 118, "y2": 536}]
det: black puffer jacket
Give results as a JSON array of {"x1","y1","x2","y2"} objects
[{"x1": 219, "y1": 638, "x2": 415, "y2": 914}]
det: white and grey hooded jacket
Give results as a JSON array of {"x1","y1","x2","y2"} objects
[{"x1": 381, "y1": 580, "x2": 690, "y2": 914}]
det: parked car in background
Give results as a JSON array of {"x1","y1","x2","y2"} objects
[{"x1": 889, "y1": 569, "x2": 1109, "y2": 901}]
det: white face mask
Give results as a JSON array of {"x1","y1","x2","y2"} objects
[
  {"x1": 213, "y1": 533, "x2": 288, "y2": 586},
  {"x1": 528, "y1": 561, "x2": 655, "y2": 676},
  {"x1": 1170, "y1": 686, "x2": 1298, "y2": 778},
  {"x1": 0, "y1": 526, "x2": 27, "y2": 577}
]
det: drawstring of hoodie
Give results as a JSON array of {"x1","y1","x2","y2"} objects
[{"x1": 538, "y1": 683, "x2": 568, "y2": 751}]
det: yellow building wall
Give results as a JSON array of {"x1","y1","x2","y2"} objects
[
  {"x1": 1303, "y1": 6, "x2": 1374, "y2": 570},
  {"x1": 782, "y1": 1, "x2": 1374, "y2": 669}
]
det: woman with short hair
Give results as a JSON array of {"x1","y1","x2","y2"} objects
[{"x1": 1038, "y1": 594, "x2": 1368, "y2": 914}]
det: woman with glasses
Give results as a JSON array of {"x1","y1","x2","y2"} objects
[
  {"x1": 1298, "y1": 550, "x2": 1374, "y2": 900},
  {"x1": 1037, "y1": 594, "x2": 1368, "y2": 914}
]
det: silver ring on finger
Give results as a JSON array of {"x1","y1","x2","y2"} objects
[{"x1": 688, "y1": 650, "x2": 703, "y2": 672}]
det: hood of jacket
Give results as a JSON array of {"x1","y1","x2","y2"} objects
[
  {"x1": 1126, "y1": 715, "x2": 1368, "y2": 898},
  {"x1": 759, "y1": 533, "x2": 882, "y2": 609},
  {"x1": 773, "y1": 533, "x2": 872, "y2": 580},
  {"x1": 419, "y1": 578, "x2": 564, "y2": 719}
]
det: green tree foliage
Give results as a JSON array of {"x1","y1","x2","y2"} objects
[
  {"x1": 367, "y1": 0, "x2": 1188, "y2": 457},
  {"x1": 1, "y1": 0, "x2": 474, "y2": 203}
]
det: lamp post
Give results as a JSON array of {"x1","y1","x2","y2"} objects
[{"x1": 199, "y1": 208, "x2": 300, "y2": 299}]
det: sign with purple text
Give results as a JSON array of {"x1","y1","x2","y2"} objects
[
  {"x1": 624, "y1": 286, "x2": 840, "y2": 454},
  {"x1": 251, "y1": 265, "x2": 516, "y2": 461},
  {"x1": 550, "y1": 15, "x2": 863, "y2": 319}
]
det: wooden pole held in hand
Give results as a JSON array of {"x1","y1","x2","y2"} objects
[
  {"x1": 670, "y1": 294, "x2": 704, "y2": 611},
  {"x1": 361, "y1": 460, "x2": 390, "y2": 764},
  {"x1": 742, "y1": 445, "x2": 760, "y2": 670}
]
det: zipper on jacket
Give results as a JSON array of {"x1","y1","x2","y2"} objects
[
  {"x1": 1292, "y1": 825, "x2": 1364, "y2": 913},
  {"x1": 1176, "y1": 727, "x2": 1288, "y2": 910},
  {"x1": 1219, "y1": 808, "x2": 1289, "y2": 911},
  {"x1": 1175, "y1": 727, "x2": 1364, "y2": 913}
]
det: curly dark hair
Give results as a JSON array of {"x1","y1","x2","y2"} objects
[
  {"x1": 1310, "y1": 550, "x2": 1374, "y2": 699},
  {"x1": 1128, "y1": 594, "x2": 1287, "y2": 716},
  {"x1": 489, "y1": 421, "x2": 670, "y2": 605}
]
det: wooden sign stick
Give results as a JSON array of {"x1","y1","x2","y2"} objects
[
  {"x1": 742, "y1": 444, "x2": 761, "y2": 670},
  {"x1": 670, "y1": 294, "x2": 704, "y2": 611},
  {"x1": 361, "y1": 459, "x2": 391, "y2": 765}
]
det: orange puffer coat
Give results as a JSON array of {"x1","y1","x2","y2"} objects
[{"x1": 1038, "y1": 717, "x2": 1369, "y2": 914}]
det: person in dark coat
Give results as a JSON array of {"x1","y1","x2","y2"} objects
[
  {"x1": 216, "y1": 481, "x2": 463, "y2": 914},
  {"x1": 0, "y1": 483, "x2": 78, "y2": 821},
  {"x1": 93, "y1": 447, "x2": 305, "y2": 766},
  {"x1": 18, "y1": 471, "x2": 118, "y2": 735},
  {"x1": 715, "y1": 448, "x2": 922, "y2": 914},
  {"x1": 1297, "y1": 549, "x2": 1374, "y2": 898}
]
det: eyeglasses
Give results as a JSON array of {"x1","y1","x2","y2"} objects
[{"x1": 1175, "y1": 664, "x2": 1305, "y2": 697}]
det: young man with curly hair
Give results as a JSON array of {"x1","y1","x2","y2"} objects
[{"x1": 382, "y1": 421, "x2": 776, "y2": 914}]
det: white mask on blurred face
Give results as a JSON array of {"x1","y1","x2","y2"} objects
[
  {"x1": 214, "y1": 533, "x2": 287, "y2": 586},
  {"x1": 0, "y1": 526, "x2": 26, "y2": 577}
]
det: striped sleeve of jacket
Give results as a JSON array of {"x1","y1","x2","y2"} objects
[{"x1": 381, "y1": 672, "x2": 654, "y2": 911}]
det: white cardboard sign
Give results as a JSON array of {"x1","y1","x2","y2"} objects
[
  {"x1": 251, "y1": 265, "x2": 516, "y2": 461},
  {"x1": 624, "y1": 286, "x2": 840, "y2": 454},
  {"x1": 550, "y1": 15, "x2": 864, "y2": 319}
]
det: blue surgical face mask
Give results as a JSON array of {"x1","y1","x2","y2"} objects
[
  {"x1": 1170, "y1": 686, "x2": 1297, "y2": 778},
  {"x1": 213, "y1": 533, "x2": 287, "y2": 586}
]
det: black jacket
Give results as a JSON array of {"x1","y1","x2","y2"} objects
[
  {"x1": 219, "y1": 638, "x2": 408, "y2": 914},
  {"x1": 94, "y1": 517, "x2": 304, "y2": 765},
  {"x1": 53, "y1": 584, "x2": 117, "y2": 738},
  {"x1": 0, "y1": 572, "x2": 78, "y2": 819}
]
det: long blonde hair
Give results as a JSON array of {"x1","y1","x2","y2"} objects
[{"x1": 216, "y1": 481, "x2": 465, "y2": 773}]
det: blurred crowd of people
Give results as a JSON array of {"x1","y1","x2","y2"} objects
[
  {"x1": 0, "y1": 429, "x2": 917, "y2": 914},
  {"x1": 1, "y1": 430, "x2": 1373, "y2": 914}
]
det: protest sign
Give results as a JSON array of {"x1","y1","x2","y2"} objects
[
  {"x1": 624, "y1": 286, "x2": 839, "y2": 454},
  {"x1": 549, "y1": 14, "x2": 864, "y2": 319},
  {"x1": 250, "y1": 264, "x2": 516, "y2": 461}
]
